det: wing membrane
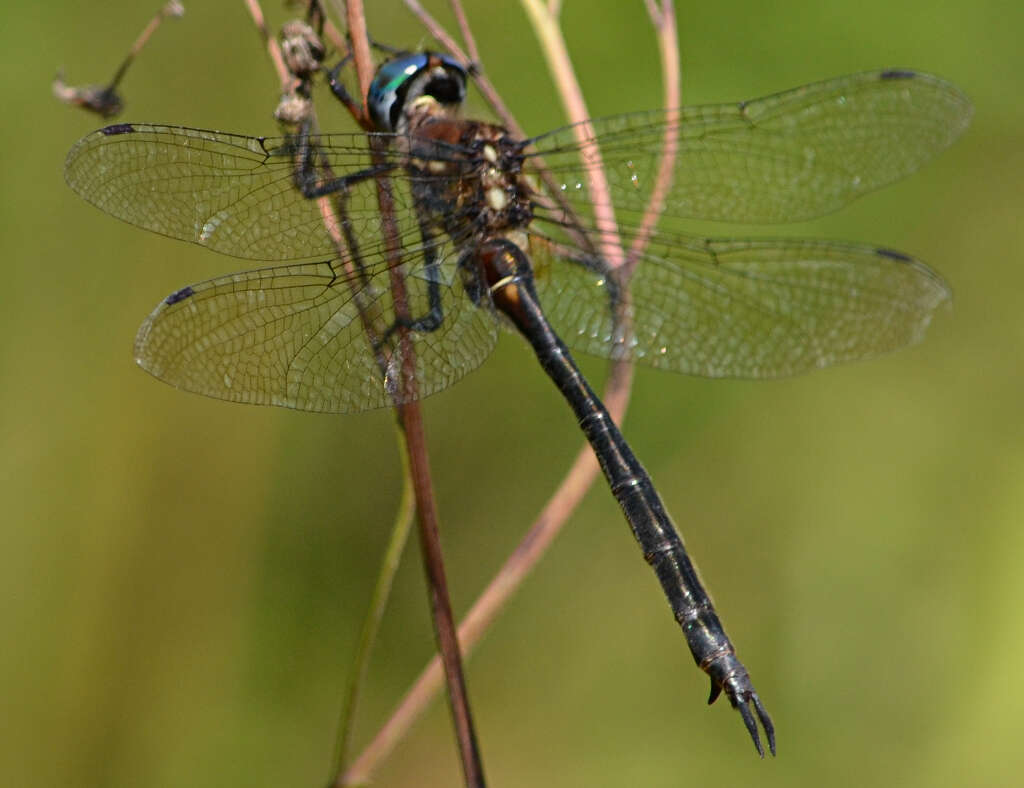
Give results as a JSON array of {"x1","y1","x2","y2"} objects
[
  {"x1": 529, "y1": 227, "x2": 950, "y2": 378},
  {"x1": 64, "y1": 123, "x2": 470, "y2": 263},
  {"x1": 134, "y1": 253, "x2": 499, "y2": 413},
  {"x1": 528, "y1": 70, "x2": 971, "y2": 225},
  {"x1": 65, "y1": 70, "x2": 967, "y2": 408}
]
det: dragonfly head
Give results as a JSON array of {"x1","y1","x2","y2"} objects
[{"x1": 367, "y1": 52, "x2": 467, "y2": 133}]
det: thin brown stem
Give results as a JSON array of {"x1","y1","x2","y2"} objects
[
  {"x1": 400, "y1": 399, "x2": 487, "y2": 788},
  {"x1": 343, "y1": 4, "x2": 680, "y2": 782},
  {"x1": 372, "y1": 140, "x2": 487, "y2": 788},
  {"x1": 404, "y1": 0, "x2": 468, "y2": 62},
  {"x1": 448, "y1": 0, "x2": 482, "y2": 69},
  {"x1": 346, "y1": 2, "x2": 486, "y2": 785},
  {"x1": 241, "y1": 2, "x2": 486, "y2": 784},
  {"x1": 107, "y1": 1, "x2": 184, "y2": 90},
  {"x1": 331, "y1": 458, "x2": 415, "y2": 778},
  {"x1": 53, "y1": 1, "x2": 184, "y2": 118},
  {"x1": 322, "y1": 1, "x2": 350, "y2": 60},
  {"x1": 627, "y1": 0, "x2": 679, "y2": 272},
  {"x1": 344, "y1": 0, "x2": 374, "y2": 121},
  {"x1": 243, "y1": 0, "x2": 296, "y2": 94},
  {"x1": 340, "y1": 360, "x2": 633, "y2": 786},
  {"x1": 520, "y1": 0, "x2": 623, "y2": 267}
]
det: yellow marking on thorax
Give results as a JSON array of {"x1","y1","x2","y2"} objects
[{"x1": 486, "y1": 187, "x2": 508, "y2": 210}]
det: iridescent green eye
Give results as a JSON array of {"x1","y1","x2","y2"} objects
[{"x1": 367, "y1": 52, "x2": 466, "y2": 131}]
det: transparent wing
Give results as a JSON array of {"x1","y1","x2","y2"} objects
[
  {"x1": 134, "y1": 253, "x2": 499, "y2": 413},
  {"x1": 63, "y1": 122, "x2": 469, "y2": 262},
  {"x1": 65, "y1": 70, "x2": 966, "y2": 407},
  {"x1": 66, "y1": 123, "x2": 499, "y2": 412},
  {"x1": 528, "y1": 228, "x2": 950, "y2": 378},
  {"x1": 527, "y1": 70, "x2": 971, "y2": 225}
]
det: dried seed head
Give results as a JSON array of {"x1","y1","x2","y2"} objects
[{"x1": 279, "y1": 20, "x2": 325, "y2": 79}]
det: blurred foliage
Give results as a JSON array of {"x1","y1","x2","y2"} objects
[{"x1": 3, "y1": 1, "x2": 1022, "y2": 786}]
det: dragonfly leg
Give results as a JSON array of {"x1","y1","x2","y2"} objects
[
  {"x1": 323, "y1": 57, "x2": 362, "y2": 120},
  {"x1": 289, "y1": 119, "x2": 395, "y2": 199},
  {"x1": 373, "y1": 221, "x2": 447, "y2": 352},
  {"x1": 292, "y1": 154, "x2": 394, "y2": 199},
  {"x1": 376, "y1": 299, "x2": 444, "y2": 347}
]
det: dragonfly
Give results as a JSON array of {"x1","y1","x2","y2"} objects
[{"x1": 64, "y1": 51, "x2": 971, "y2": 757}]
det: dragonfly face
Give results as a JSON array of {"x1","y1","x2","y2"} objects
[{"x1": 367, "y1": 52, "x2": 467, "y2": 133}]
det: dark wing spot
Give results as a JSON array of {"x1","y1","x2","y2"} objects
[
  {"x1": 164, "y1": 285, "x2": 195, "y2": 305},
  {"x1": 876, "y1": 247, "x2": 914, "y2": 263},
  {"x1": 101, "y1": 123, "x2": 136, "y2": 136},
  {"x1": 879, "y1": 69, "x2": 917, "y2": 81}
]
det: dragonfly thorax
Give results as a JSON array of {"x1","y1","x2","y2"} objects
[
  {"x1": 368, "y1": 52, "x2": 535, "y2": 247},
  {"x1": 402, "y1": 113, "x2": 534, "y2": 244}
]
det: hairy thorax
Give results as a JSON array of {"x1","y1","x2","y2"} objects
[{"x1": 399, "y1": 106, "x2": 534, "y2": 248}]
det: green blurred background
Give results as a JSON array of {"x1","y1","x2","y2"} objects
[{"x1": 4, "y1": 0, "x2": 1021, "y2": 785}]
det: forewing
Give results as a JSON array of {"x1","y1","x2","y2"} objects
[
  {"x1": 528, "y1": 70, "x2": 971, "y2": 226},
  {"x1": 64, "y1": 123, "x2": 440, "y2": 262}
]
